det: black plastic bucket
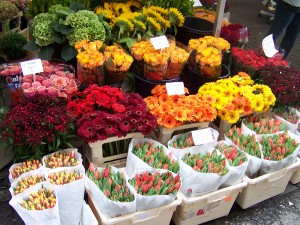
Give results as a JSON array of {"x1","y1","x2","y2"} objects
[
  {"x1": 176, "y1": 17, "x2": 214, "y2": 45},
  {"x1": 134, "y1": 73, "x2": 180, "y2": 98},
  {"x1": 181, "y1": 64, "x2": 230, "y2": 95}
]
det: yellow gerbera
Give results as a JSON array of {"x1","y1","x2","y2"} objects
[{"x1": 224, "y1": 110, "x2": 240, "y2": 124}]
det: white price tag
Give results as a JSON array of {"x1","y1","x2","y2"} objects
[
  {"x1": 262, "y1": 34, "x2": 278, "y2": 58},
  {"x1": 166, "y1": 82, "x2": 185, "y2": 96},
  {"x1": 191, "y1": 128, "x2": 214, "y2": 145},
  {"x1": 193, "y1": 0, "x2": 202, "y2": 7},
  {"x1": 20, "y1": 59, "x2": 44, "y2": 76},
  {"x1": 150, "y1": 35, "x2": 170, "y2": 50}
]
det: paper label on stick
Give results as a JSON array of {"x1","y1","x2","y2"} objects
[
  {"x1": 262, "y1": 34, "x2": 278, "y2": 58},
  {"x1": 20, "y1": 59, "x2": 43, "y2": 76},
  {"x1": 150, "y1": 35, "x2": 170, "y2": 50},
  {"x1": 193, "y1": 0, "x2": 202, "y2": 7},
  {"x1": 192, "y1": 128, "x2": 214, "y2": 145},
  {"x1": 166, "y1": 82, "x2": 185, "y2": 96}
]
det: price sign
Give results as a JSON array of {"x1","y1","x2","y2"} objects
[
  {"x1": 150, "y1": 35, "x2": 170, "y2": 50},
  {"x1": 262, "y1": 34, "x2": 278, "y2": 58},
  {"x1": 166, "y1": 82, "x2": 185, "y2": 96},
  {"x1": 191, "y1": 128, "x2": 214, "y2": 145},
  {"x1": 193, "y1": 0, "x2": 202, "y2": 7},
  {"x1": 20, "y1": 59, "x2": 43, "y2": 76}
]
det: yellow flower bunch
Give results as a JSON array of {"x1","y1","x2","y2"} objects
[
  {"x1": 230, "y1": 72, "x2": 254, "y2": 86},
  {"x1": 196, "y1": 47, "x2": 222, "y2": 67},
  {"x1": 198, "y1": 74, "x2": 276, "y2": 124},
  {"x1": 188, "y1": 36, "x2": 230, "y2": 53},
  {"x1": 169, "y1": 46, "x2": 190, "y2": 64},
  {"x1": 130, "y1": 41, "x2": 155, "y2": 61},
  {"x1": 104, "y1": 45, "x2": 133, "y2": 71},
  {"x1": 150, "y1": 6, "x2": 169, "y2": 16},
  {"x1": 144, "y1": 51, "x2": 170, "y2": 67},
  {"x1": 95, "y1": 7, "x2": 115, "y2": 22},
  {"x1": 146, "y1": 16, "x2": 161, "y2": 32},
  {"x1": 76, "y1": 40, "x2": 105, "y2": 69}
]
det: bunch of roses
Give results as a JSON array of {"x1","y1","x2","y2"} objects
[
  {"x1": 67, "y1": 85, "x2": 157, "y2": 142},
  {"x1": 220, "y1": 24, "x2": 249, "y2": 47},
  {"x1": 259, "y1": 66, "x2": 300, "y2": 105},
  {"x1": 0, "y1": 95, "x2": 75, "y2": 161},
  {"x1": 144, "y1": 85, "x2": 217, "y2": 129},
  {"x1": 231, "y1": 47, "x2": 289, "y2": 71}
]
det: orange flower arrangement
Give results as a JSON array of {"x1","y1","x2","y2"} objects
[
  {"x1": 166, "y1": 46, "x2": 190, "y2": 79},
  {"x1": 144, "y1": 85, "x2": 217, "y2": 128},
  {"x1": 131, "y1": 41, "x2": 156, "y2": 61},
  {"x1": 75, "y1": 40, "x2": 105, "y2": 86},
  {"x1": 104, "y1": 44, "x2": 133, "y2": 84}
]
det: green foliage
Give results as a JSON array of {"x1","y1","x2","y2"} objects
[
  {"x1": 26, "y1": 3, "x2": 106, "y2": 62},
  {"x1": 0, "y1": 32, "x2": 27, "y2": 60}
]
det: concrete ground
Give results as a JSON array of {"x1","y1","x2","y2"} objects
[{"x1": 1, "y1": 0, "x2": 300, "y2": 224}]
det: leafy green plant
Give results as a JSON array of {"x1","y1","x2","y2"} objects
[
  {"x1": 24, "y1": 2, "x2": 106, "y2": 62},
  {"x1": 0, "y1": 32, "x2": 27, "y2": 60}
]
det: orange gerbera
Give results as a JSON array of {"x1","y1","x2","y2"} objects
[
  {"x1": 170, "y1": 95, "x2": 180, "y2": 104},
  {"x1": 158, "y1": 103, "x2": 171, "y2": 114},
  {"x1": 243, "y1": 103, "x2": 253, "y2": 115},
  {"x1": 218, "y1": 109, "x2": 227, "y2": 119},
  {"x1": 192, "y1": 107, "x2": 203, "y2": 121},
  {"x1": 158, "y1": 93, "x2": 169, "y2": 104},
  {"x1": 161, "y1": 115, "x2": 177, "y2": 128},
  {"x1": 173, "y1": 110, "x2": 188, "y2": 122}
]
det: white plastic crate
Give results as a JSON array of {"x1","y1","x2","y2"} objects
[
  {"x1": 80, "y1": 201, "x2": 98, "y2": 225},
  {"x1": 236, "y1": 159, "x2": 300, "y2": 209},
  {"x1": 172, "y1": 180, "x2": 247, "y2": 225},
  {"x1": 158, "y1": 122, "x2": 209, "y2": 145},
  {"x1": 86, "y1": 132, "x2": 144, "y2": 166},
  {"x1": 87, "y1": 190, "x2": 182, "y2": 225},
  {"x1": 290, "y1": 158, "x2": 300, "y2": 184}
]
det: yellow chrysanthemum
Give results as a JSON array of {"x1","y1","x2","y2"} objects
[{"x1": 224, "y1": 110, "x2": 240, "y2": 124}]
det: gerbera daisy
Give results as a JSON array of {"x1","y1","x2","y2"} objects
[
  {"x1": 119, "y1": 120, "x2": 133, "y2": 132},
  {"x1": 161, "y1": 115, "x2": 177, "y2": 128},
  {"x1": 225, "y1": 111, "x2": 240, "y2": 124},
  {"x1": 96, "y1": 93, "x2": 111, "y2": 108},
  {"x1": 173, "y1": 110, "x2": 187, "y2": 122}
]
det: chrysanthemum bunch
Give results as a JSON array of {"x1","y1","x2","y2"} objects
[
  {"x1": 198, "y1": 72, "x2": 276, "y2": 124},
  {"x1": 144, "y1": 85, "x2": 217, "y2": 129},
  {"x1": 67, "y1": 85, "x2": 157, "y2": 142}
]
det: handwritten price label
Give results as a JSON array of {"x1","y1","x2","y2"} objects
[
  {"x1": 20, "y1": 59, "x2": 43, "y2": 76},
  {"x1": 191, "y1": 128, "x2": 214, "y2": 145},
  {"x1": 150, "y1": 35, "x2": 170, "y2": 50},
  {"x1": 166, "y1": 82, "x2": 185, "y2": 96},
  {"x1": 262, "y1": 34, "x2": 278, "y2": 58}
]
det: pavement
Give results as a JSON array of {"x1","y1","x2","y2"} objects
[{"x1": 1, "y1": 0, "x2": 300, "y2": 224}]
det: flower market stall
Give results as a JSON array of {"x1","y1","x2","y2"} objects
[{"x1": 1, "y1": 0, "x2": 300, "y2": 225}]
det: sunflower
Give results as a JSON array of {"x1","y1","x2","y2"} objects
[
  {"x1": 113, "y1": 17, "x2": 134, "y2": 32},
  {"x1": 146, "y1": 17, "x2": 161, "y2": 32},
  {"x1": 225, "y1": 110, "x2": 240, "y2": 124},
  {"x1": 126, "y1": 0, "x2": 141, "y2": 11},
  {"x1": 150, "y1": 6, "x2": 169, "y2": 16},
  {"x1": 155, "y1": 14, "x2": 171, "y2": 30},
  {"x1": 113, "y1": 3, "x2": 131, "y2": 16},
  {"x1": 133, "y1": 20, "x2": 146, "y2": 31},
  {"x1": 161, "y1": 115, "x2": 177, "y2": 128},
  {"x1": 168, "y1": 8, "x2": 184, "y2": 27}
]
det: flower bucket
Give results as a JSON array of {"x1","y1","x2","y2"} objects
[
  {"x1": 144, "y1": 62, "x2": 168, "y2": 81},
  {"x1": 77, "y1": 61, "x2": 105, "y2": 88},
  {"x1": 175, "y1": 17, "x2": 214, "y2": 45},
  {"x1": 182, "y1": 64, "x2": 230, "y2": 95},
  {"x1": 200, "y1": 64, "x2": 222, "y2": 79},
  {"x1": 104, "y1": 68, "x2": 128, "y2": 85},
  {"x1": 0, "y1": 63, "x2": 23, "y2": 102}
]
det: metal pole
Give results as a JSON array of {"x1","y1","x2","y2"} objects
[{"x1": 213, "y1": 0, "x2": 226, "y2": 37}]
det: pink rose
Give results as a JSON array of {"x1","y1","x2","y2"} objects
[
  {"x1": 47, "y1": 87, "x2": 58, "y2": 98},
  {"x1": 55, "y1": 71, "x2": 66, "y2": 77},
  {"x1": 36, "y1": 86, "x2": 47, "y2": 95},
  {"x1": 23, "y1": 87, "x2": 36, "y2": 98},
  {"x1": 32, "y1": 81, "x2": 42, "y2": 89},
  {"x1": 22, "y1": 82, "x2": 32, "y2": 89},
  {"x1": 35, "y1": 75, "x2": 44, "y2": 82},
  {"x1": 57, "y1": 91, "x2": 67, "y2": 98},
  {"x1": 42, "y1": 79, "x2": 51, "y2": 87},
  {"x1": 52, "y1": 76, "x2": 68, "y2": 89},
  {"x1": 22, "y1": 75, "x2": 33, "y2": 83}
]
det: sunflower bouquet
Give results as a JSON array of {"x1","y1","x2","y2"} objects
[
  {"x1": 104, "y1": 44, "x2": 134, "y2": 84},
  {"x1": 198, "y1": 72, "x2": 276, "y2": 124},
  {"x1": 75, "y1": 40, "x2": 105, "y2": 87},
  {"x1": 144, "y1": 85, "x2": 217, "y2": 128}
]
